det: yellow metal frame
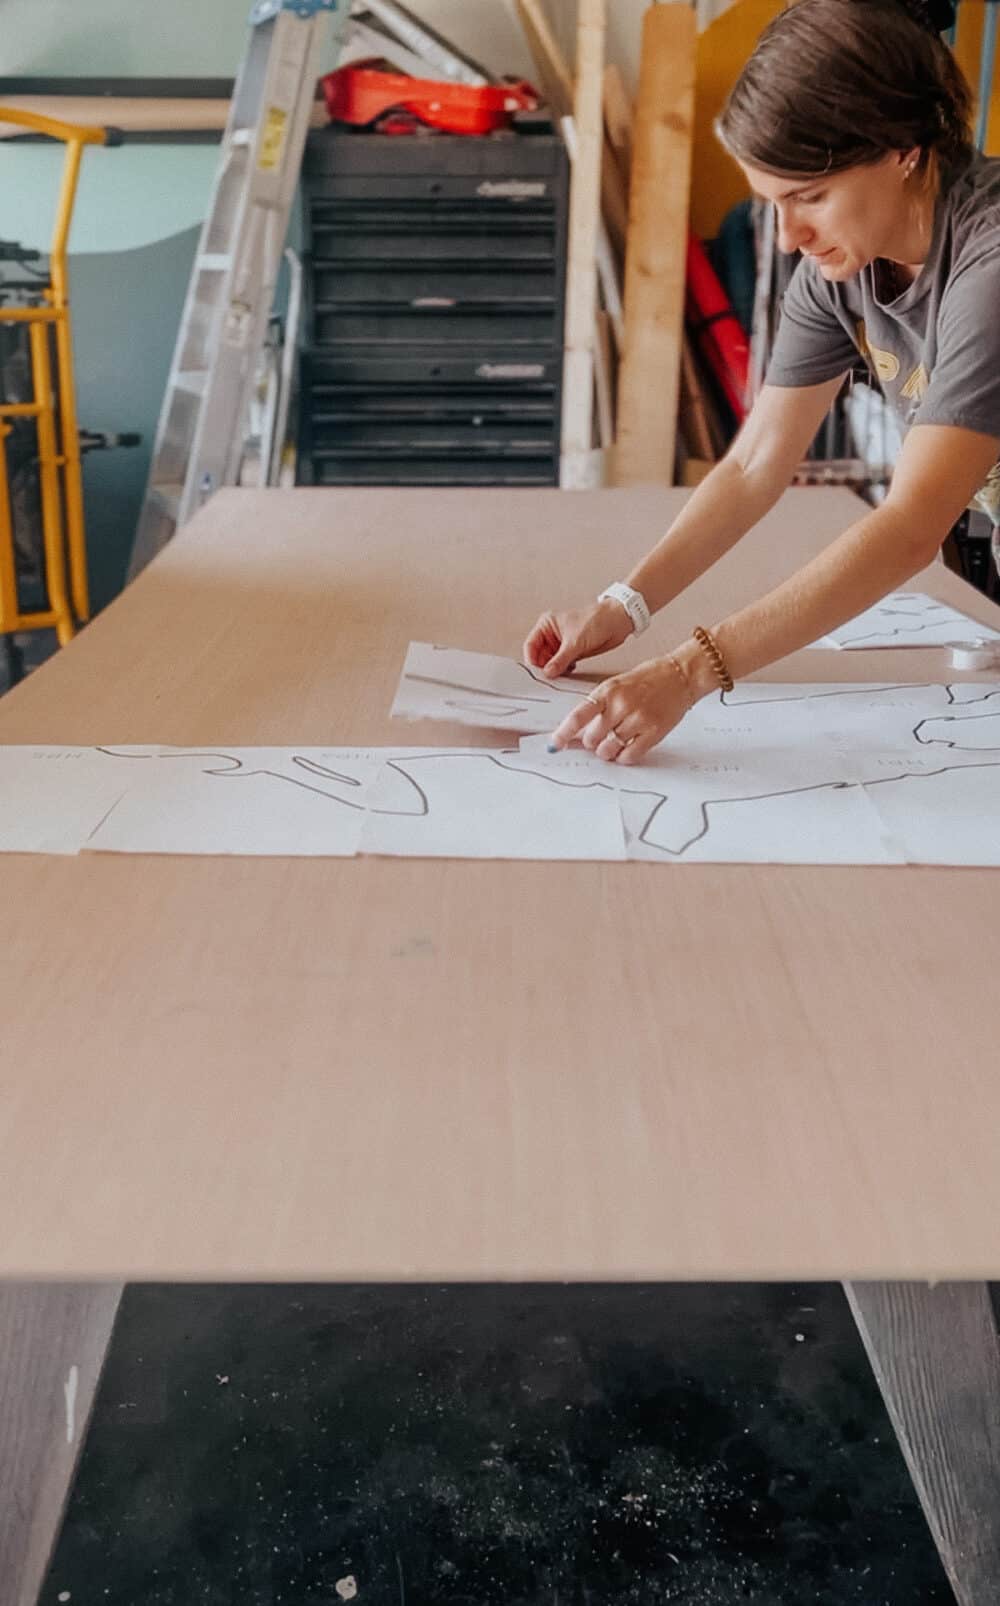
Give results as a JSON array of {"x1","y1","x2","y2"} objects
[{"x1": 0, "y1": 108, "x2": 108, "y2": 646}]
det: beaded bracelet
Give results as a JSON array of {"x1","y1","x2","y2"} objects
[{"x1": 692, "y1": 625, "x2": 734, "y2": 693}]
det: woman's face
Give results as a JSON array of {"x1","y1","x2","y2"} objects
[{"x1": 738, "y1": 151, "x2": 919, "y2": 277}]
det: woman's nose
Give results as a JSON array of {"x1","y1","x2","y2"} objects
[{"x1": 775, "y1": 206, "x2": 811, "y2": 255}]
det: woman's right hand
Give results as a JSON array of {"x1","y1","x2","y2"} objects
[{"x1": 522, "y1": 598, "x2": 634, "y2": 678}]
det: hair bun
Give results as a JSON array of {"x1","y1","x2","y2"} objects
[{"x1": 898, "y1": 0, "x2": 956, "y2": 33}]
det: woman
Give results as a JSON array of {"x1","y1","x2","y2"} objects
[{"x1": 527, "y1": 0, "x2": 1000, "y2": 764}]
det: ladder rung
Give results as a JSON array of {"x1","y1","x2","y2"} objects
[
  {"x1": 231, "y1": 129, "x2": 253, "y2": 149},
  {"x1": 198, "y1": 254, "x2": 232, "y2": 272}
]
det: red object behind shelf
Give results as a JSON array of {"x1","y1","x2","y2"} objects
[
  {"x1": 321, "y1": 63, "x2": 538, "y2": 137},
  {"x1": 686, "y1": 233, "x2": 750, "y2": 422}
]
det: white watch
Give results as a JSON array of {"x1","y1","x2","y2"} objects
[{"x1": 598, "y1": 581, "x2": 651, "y2": 636}]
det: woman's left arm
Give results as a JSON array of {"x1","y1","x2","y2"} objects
[
  {"x1": 712, "y1": 421, "x2": 1000, "y2": 676},
  {"x1": 551, "y1": 422, "x2": 1000, "y2": 764}
]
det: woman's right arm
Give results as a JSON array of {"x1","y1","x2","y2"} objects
[{"x1": 524, "y1": 375, "x2": 847, "y2": 677}]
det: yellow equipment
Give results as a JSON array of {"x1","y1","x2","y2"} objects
[{"x1": 0, "y1": 108, "x2": 116, "y2": 647}]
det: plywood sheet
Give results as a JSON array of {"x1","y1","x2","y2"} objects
[{"x1": 1, "y1": 486, "x2": 1000, "y2": 1279}]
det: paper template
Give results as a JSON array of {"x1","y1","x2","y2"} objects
[
  {"x1": 84, "y1": 748, "x2": 382, "y2": 857},
  {"x1": 810, "y1": 591, "x2": 1000, "y2": 649},
  {"x1": 858, "y1": 683, "x2": 1000, "y2": 864},
  {"x1": 0, "y1": 746, "x2": 381, "y2": 857},
  {"x1": 360, "y1": 748, "x2": 626, "y2": 861},
  {"x1": 0, "y1": 746, "x2": 135, "y2": 854},
  {"x1": 521, "y1": 682, "x2": 1000, "y2": 865},
  {"x1": 3, "y1": 683, "x2": 999, "y2": 866},
  {"x1": 391, "y1": 642, "x2": 587, "y2": 734}
]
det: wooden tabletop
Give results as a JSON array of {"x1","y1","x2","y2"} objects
[{"x1": 2, "y1": 485, "x2": 1000, "y2": 1281}]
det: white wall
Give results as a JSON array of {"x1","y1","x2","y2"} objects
[
  {"x1": 1, "y1": 0, "x2": 537, "y2": 79},
  {"x1": 0, "y1": 0, "x2": 540, "y2": 252},
  {"x1": 2, "y1": 0, "x2": 253, "y2": 76},
  {"x1": 534, "y1": 0, "x2": 735, "y2": 100},
  {"x1": 533, "y1": 0, "x2": 649, "y2": 99},
  {"x1": 3, "y1": 0, "x2": 276, "y2": 253}
]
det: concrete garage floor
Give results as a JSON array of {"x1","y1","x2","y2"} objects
[{"x1": 41, "y1": 1283, "x2": 953, "y2": 1605}]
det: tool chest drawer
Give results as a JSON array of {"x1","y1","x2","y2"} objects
[
  {"x1": 296, "y1": 349, "x2": 561, "y2": 488},
  {"x1": 310, "y1": 204, "x2": 558, "y2": 266}
]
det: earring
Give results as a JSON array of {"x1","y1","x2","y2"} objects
[{"x1": 904, "y1": 157, "x2": 919, "y2": 179}]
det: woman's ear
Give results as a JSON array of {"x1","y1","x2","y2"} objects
[{"x1": 900, "y1": 146, "x2": 922, "y2": 180}]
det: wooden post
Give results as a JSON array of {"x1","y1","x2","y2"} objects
[
  {"x1": 514, "y1": 0, "x2": 625, "y2": 473},
  {"x1": 845, "y1": 1281, "x2": 1000, "y2": 1606},
  {"x1": 558, "y1": 0, "x2": 606, "y2": 488},
  {"x1": 511, "y1": 7, "x2": 629, "y2": 275},
  {"x1": 612, "y1": 3, "x2": 696, "y2": 486},
  {"x1": 563, "y1": 107, "x2": 624, "y2": 364}
]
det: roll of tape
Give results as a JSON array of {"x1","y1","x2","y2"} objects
[{"x1": 947, "y1": 639, "x2": 1000, "y2": 672}]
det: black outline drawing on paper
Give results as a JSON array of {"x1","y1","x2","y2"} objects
[
  {"x1": 826, "y1": 593, "x2": 1000, "y2": 648},
  {"x1": 612, "y1": 686, "x2": 1000, "y2": 858},
  {"x1": 914, "y1": 688, "x2": 1000, "y2": 751},
  {"x1": 77, "y1": 682, "x2": 1000, "y2": 862},
  {"x1": 95, "y1": 748, "x2": 374, "y2": 811},
  {"x1": 368, "y1": 749, "x2": 869, "y2": 861},
  {"x1": 399, "y1": 647, "x2": 585, "y2": 723},
  {"x1": 366, "y1": 750, "x2": 620, "y2": 821}
]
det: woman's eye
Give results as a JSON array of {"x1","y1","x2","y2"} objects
[{"x1": 800, "y1": 192, "x2": 824, "y2": 205}]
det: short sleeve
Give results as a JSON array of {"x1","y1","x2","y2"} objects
[
  {"x1": 764, "y1": 258, "x2": 858, "y2": 388},
  {"x1": 913, "y1": 246, "x2": 1000, "y2": 438}
]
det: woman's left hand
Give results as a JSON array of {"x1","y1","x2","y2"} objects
[{"x1": 548, "y1": 655, "x2": 694, "y2": 765}]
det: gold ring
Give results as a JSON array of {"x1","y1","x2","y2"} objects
[{"x1": 609, "y1": 727, "x2": 627, "y2": 747}]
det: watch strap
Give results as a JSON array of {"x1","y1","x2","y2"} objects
[{"x1": 598, "y1": 581, "x2": 651, "y2": 636}]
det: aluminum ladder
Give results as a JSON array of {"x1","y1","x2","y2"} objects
[
  {"x1": 128, "y1": 0, "x2": 346, "y2": 578},
  {"x1": 344, "y1": 0, "x2": 492, "y2": 85}
]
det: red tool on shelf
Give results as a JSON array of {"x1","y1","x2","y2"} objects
[
  {"x1": 321, "y1": 63, "x2": 539, "y2": 137},
  {"x1": 685, "y1": 233, "x2": 751, "y2": 423}
]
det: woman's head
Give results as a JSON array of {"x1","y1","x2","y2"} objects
[
  {"x1": 716, "y1": 0, "x2": 972, "y2": 278},
  {"x1": 717, "y1": 0, "x2": 972, "y2": 180}
]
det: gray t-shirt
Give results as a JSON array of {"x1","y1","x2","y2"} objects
[{"x1": 766, "y1": 152, "x2": 1000, "y2": 518}]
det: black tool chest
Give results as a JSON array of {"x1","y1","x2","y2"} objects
[{"x1": 296, "y1": 128, "x2": 569, "y2": 487}]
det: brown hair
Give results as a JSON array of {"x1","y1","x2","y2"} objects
[{"x1": 717, "y1": 0, "x2": 973, "y2": 178}]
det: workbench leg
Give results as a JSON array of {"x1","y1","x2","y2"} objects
[
  {"x1": 844, "y1": 1281, "x2": 1000, "y2": 1606},
  {"x1": 0, "y1": 1282, "x2": 123, "y2": 1606}
]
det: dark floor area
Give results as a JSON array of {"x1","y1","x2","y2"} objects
[{"x1": 42, "y1": 1283, "x2": 952, "y2": 1605}]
